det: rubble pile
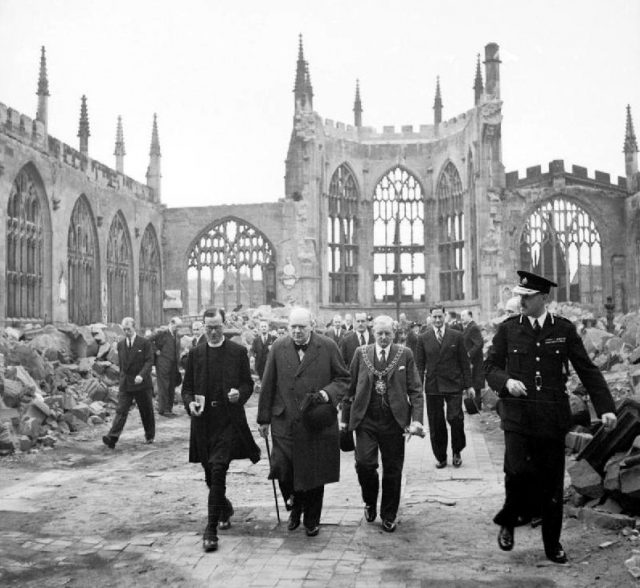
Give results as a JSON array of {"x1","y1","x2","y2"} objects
[{"x1": 0, "y1": 324, "x2": 123, "y2": 456}]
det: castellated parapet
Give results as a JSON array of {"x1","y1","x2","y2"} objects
[
  {"x1": 0, "y1": 101, "x2": 154, "y2": 202},
  {"x1": 322, "y1": 109, "x2": 473, "y2": 144},
  {"x1": 506, "y1": 159, "x2": 628, "y2": 193}
]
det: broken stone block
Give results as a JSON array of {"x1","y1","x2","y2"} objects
[
  {"x1": 565, "y1": 431, "x2": 593, "y2": 453},
  {"x1": 578, "y1": 507, "x2": 636, "y2": 530},
  {"x1": 18, "y1": 435, "x2": 33, "y2": 452},
  {"x1": 1, "y1": 378, "x2": 24, "y2": 408},
  {"x1": 594, "y1": 497, "x2": 624, "y2": 515},
  {"x1": 106, "y1": 346, "x2": 119, "y2": 364},
  {"x1": 25, "y1": 325, "x2": 73, "y2": 363},
  {"x1": 5, "y1": 365, "x2": 39, "y2": 395},
  {"x1": 604, "y1": 452, "x2": 626, "y2": 492},
  {"x1": 57, "y1": 420, "x2": 70, "y2": 434},
  {"x1": 0, "y1": 420, "x2": 16, "y2": 454},
  {"x1": 583, "y1": 328, "x2": 614, "y2": 355},
  {"x1": 625, "y1": 554, "x2": 640, "y2": 579},
  {"x1": 62, "y1": 413, "x2": 88, "y2": 432},
  {"x1": 89, "y1": 415, "x2": 104, "y2": 425},
  {"x1": 88, "y1": 401, "x2": 106, "y2": 416},
  {"x1": 5, "y1": 343, "x2": 51, "y2": 382},
  {"x1": 69, "y1": 402, "x2": 90, "y2": 422},
  {"x1": 19, "y1": 416, "x2": 42, "y2": 439},
  {"x1": 568, "y1": 459, "x2": 604, "y2": 498},
  {"x1": 26, "y1": 397, "x2": 51, "y2": 423},
  {"x1": 621, "y1": 464, "x2": 640, "y2": 499},
  {"x1": 77, "y1": 357, "x2": 95, "y2": 374},
  {"x1": 39, "y1": 434, "x2": 56, "y2": 447}
]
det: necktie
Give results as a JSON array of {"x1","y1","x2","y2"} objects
[
  {"x1": 436, "y1": 328, "x2": 443, "y2": 344},
  {"x1": 262, "y1": 336, "x2": 267, "y2": 345},
  {"x1": 360, "y1": 334, "x2": 366, "y2": 346},
  {"x1": 533, "y1": 319, "x2": 541, "y2": 334},
  {"x1": 127, "y1": 337, "x2": 132, "y2": 349},
  {"x1": 380, "y1": 348, "x2": 386, "y2": 366}
]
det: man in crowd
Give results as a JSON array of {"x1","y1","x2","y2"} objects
[
  {"x1": 484, "y1": 270, "x2": 617, "y2": 564},
  {"x1": 182, "y1": 307, "x2": 260, "y2": 553},
  {"x1": 326, "y1": 314, "x2": 345, "y2": 345},
  {"x1": 345, "y1": 315, "x2": 423, "y2": 532},
  {"x1": 251, "y1": 319, "x2": 276, "y2": 379},
  {"x1": 344, "y1": 314, "x2": 354, "y2": 332},
  {"x1": 258, "y1": 307, "x2": 350, "y2": 537},
  {"x1": 415, "y1": 305, "x2": 474, "y2": 468},
  {"x1": 340, "y1": 311, "x2": 372, "y2": 367},
  {"x1": 149, "y1": 316, "x2": 183, "y2": 416},
  {"x1": 460, "y1": 310, "x2": 485, "y2": 411},
  {"x1": 102, "y1": 317, "x2": 155, "y2": 448}
]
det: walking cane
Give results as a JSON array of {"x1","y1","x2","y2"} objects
[{"x1": 264, "y1": 434, "x2": 281, "y2": 524}]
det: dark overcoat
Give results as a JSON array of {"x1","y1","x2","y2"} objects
[
  {"x1": 257, "y1": 332, "x2": 350, "y2": 492},
  {"x1": 346, "y1": 344, "x2": 423, "y2": 431},
  {"x1": 462, "y1": 320, "x2": 485, "y2": 390},
  {"x1": 251, "y1": 333, "x2": 276, "y2": 378},
  {"x1": 182, "y1": 340, "x2": 260, "y2": 465},
  {"x1": 484, "y1": 313, "x2": 615, "y2": 439},
  {"x1": 415, "y1": 327, "x2": 472, "y2": 394},
  {"x1": 149, "y1": 329, "x2": 180, "y2": 379}
]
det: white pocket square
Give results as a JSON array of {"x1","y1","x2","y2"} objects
[{"x1": 399, "y1": 366, "x2": 406, "y2": 371}]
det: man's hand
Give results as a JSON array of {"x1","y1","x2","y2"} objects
[
  {"x1": 463, "y1": 387, "x2": 475, "y2": 399},
  {"x1": 134, "y1": 375, "x2": 143, "y2": 385},
  {"x1": 228, "y1": 388, "x2": 240, "y2": 404},
  {"x1": 505, "y1": 378, "x2": 527, "y2": 397},
  {"x1": 408, "y1": 421, "x2": 425, "y2": 437},
  {"x1": 189, "y1": 401, "x2": 202, "y2": 417},
  {"x1": 339, "y1": 422, "x2": 348, "y2": 431},
  {"x1": 258, "y1": 424, "x2": 270, "y2": 438},
  {"x1": 601, "y1": 412, "x2": 617, "y2": 432}
]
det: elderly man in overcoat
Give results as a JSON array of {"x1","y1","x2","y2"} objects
[
  {"x1": 345, "y1": 315, "x2": 424, "y2": 532},
  {"x1": 182, "y1": 307, "x2": 260, "y2": 553},
  {"x1": 149, "y1": 316, "x2": 183, "y2": 416},
  {"x1": 258, "y1": 307, "x2": 350, "y2": 537},
  {"x1": 461, "y1": 310, "x2": 485, "y2": 410}
]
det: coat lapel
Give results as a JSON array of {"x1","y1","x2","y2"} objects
[{"x1": 297, "y1": 334, "x2": 319, "y2": 374}]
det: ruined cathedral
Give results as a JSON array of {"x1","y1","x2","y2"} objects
[{"x1": 1, "y1": 39, "x2": 639, "y2": 328}]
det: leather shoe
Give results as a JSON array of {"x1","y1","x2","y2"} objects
[
  {"x1": 497, "y1": 526, "x2": 514, "y2": 551},
  {"x1": 545, "y1": 544, "x2": 568, "y2": 564},
  {"x1": 381, "y1": 519, "x2": 397, "y2": 533},
  {"x1": 144, "y1": 437, "x2": 154, "y2": 444},
  {"x1": 364, "y1": 504, "x2": 377, "y2": 523},
  {"x1": 219, "y1": 500, "x2": 234, "y2": 530},
  {"x1": 202, "y1": 535, "x2": 218, "y2": 552},
  {"x1": 288, "y1": 508, "x2": 301, "y2": 531},
  {"x1": 102, "y1": 435, "x2": 116, "y2": 449},
  {"x1": 305, "y1": 525, "x2": 319, "y2": 537},
  {"x1": 435, "y1": 459, "x2": 447, "y2": 469},
  {"x1": 452, "y1": 453, "x2": 462, "y2": 467}
]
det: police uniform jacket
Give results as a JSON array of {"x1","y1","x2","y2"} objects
[{"x1": 484, "y1": 313, "x2": 615, "y2": 439}]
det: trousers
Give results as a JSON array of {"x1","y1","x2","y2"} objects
[
  {"x1": 104, "y1": 387, "x2": 155, "y2": 443},
  {"x1": 425, "y1": 393, "x2": 465, "y2": 462}
]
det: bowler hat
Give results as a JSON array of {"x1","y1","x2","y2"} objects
[
  {"x1": 512, "y1": 270, "x2": 558, "y2": 296},
  {"x1": 301, "y1": 395, "x2": 337, "y2": 432}
]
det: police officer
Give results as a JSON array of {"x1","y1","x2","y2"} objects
[{"x1": 484, "y1": 270, "x2": 617, "y2": 564}]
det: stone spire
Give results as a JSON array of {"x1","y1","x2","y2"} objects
[
  {"x1": 77, "y1": 95, "x2": 90, "y2": 156},
  {"x1": 293, "y1": 34, "x2": 313, "y2": 112},
  {"x1": 353, "y1": 79, "x2": 362, "y2": 128},
  {"x1": 484, "y1": 42, "x2": 501, "y2": 99},
  {"x1": 114, "y1": 115, "x2": 126, "y2": 174},
  {"x1": 433, "y1": 76, "x2": 443, "y2": 125},
  {"x1": 473, "y1": 53, "x2": 484, "y2": 106},
  {"x1": 36, "y1": 46, "x2": 50, "y2": 135},
  {"x1": 146, "y1": 113, "x2": 162, "y2": 202},
  {"x1": 624, "y1": 105, "x2": 638, "y2": 190}
]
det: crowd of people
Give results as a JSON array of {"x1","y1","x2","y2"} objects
[{"x1": 100, "y1": 270, "x2": 619, "y2": 564}]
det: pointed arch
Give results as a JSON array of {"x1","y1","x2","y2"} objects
[
  {"x1": 139, "y1": 224, "x2": 162, "y2": 328},
  {"x1": 327, "y1": 163, "x2": 359, "y2": 303},
  {"x1": 520, "y1": 197, "x2": 603, "y2": 304},
  {"x1": 372, "y1": 165, "x2": 425, "y2": 303},
  {"x1": 106, "y1": 211, "x2": 134, "y2": 322},
  {"x1": 6, "y1": 162, "x2": 52, "y2": 322},
  {"x1": 186, "y1": 217, "x2": 276, "y2": 314},
  {"x1": 436, "y1": 161, "x2": 465, "y2": 300},
  {"x1": 67, "y1": 195, "x2": 100, "y2": 324}
]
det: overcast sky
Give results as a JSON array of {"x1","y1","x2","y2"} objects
[{"x1": 1, "y1": 0, "x2": 639, "y2": 209}]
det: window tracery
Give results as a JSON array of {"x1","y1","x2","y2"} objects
[
  {"x1": 106, "y1": 212, "x2": 134, "y2": 322},
  {"x1": 139, "y1": 225, "x2": 161, "y2": 328}
]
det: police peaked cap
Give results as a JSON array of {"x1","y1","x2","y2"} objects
[{"x1": 512, "y1": 270, "x2": 558, "y2": 295}]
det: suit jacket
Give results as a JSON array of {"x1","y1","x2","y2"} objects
[
  {"x1": 257, "y1": 332, "x2": 350, "y2": 491},
  {"x1": 346, "y1": 344, "x2": 423, "y2": 431},
  {"x1": 339, "y1": 329, "x2": 372, "y2": 368},
  {"x1": 117, "y1": 335, "x2": 154, "y2": 392},
  {"x1": 182, "y1": 339, "x2": 260, "y2": 464},
  {"x1": 326, "y1": 327, "x2": 346, "y2": 345},
  {"x1": 149, "y1": 328, "x2": 180, "y2": 376},
  {"x1": 415, "y1": 327, "x2": 472, "y2": 395},
  {"x1": 251, "y1": 333, "x2": 276, "y2": 377},
  {"x1": 462, "y1": 320, "x2": 485, "y2": 390}
]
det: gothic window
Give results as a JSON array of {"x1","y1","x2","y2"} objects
[
  {"x1": 139, "y1": 224, "x2": 162, "y2": 328},
  {"x1": 520, "y1": 198, "x2": 602, "y2": 305},
  {"x1": 373, "y1": 167, "x2": 425, "y2": 303},
  {"x1": 437, "y1": 162, "x2": 465, "y2": 301},
  {"x1": 327, "y1": 164, "x2": 358, "y2": 303},
  {"x1": 6, "y1": 166, "x2": 49, "y2": 321},
  {"x1": 106, "y1": 212, "x2": 134, "y2": 322},
  {"x1": 67, "y1": 195, "x2": 100, "y2": 324},
  {"x1": 187, "y1": 218, "x2": 276, "y2": 314}
]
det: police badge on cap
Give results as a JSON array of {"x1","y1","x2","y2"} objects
[{"x1": 512, "y1": 270, "x2": 558, "y2": 295}]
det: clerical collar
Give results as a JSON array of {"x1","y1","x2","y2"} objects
[
  {"x1": 528, "y1": 311, "x2": 547, "y2": 328},
  {"x1": 207, "y1": 339, "x2": 224, "y2": 348}
]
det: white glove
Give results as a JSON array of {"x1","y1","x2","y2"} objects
[
  {"x1": 408, "y1": 421, "x2": 425, "y2": 437},
  {"x1": 189, "y1": 401, "x2": 202, "y2": 417},
  {"x1": 601, "y1": 412, "x2": 617, "y2": 431}
]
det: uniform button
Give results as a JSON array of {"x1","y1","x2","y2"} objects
[
  {"x1": 535, "y1": 357, "x2": 540, "y2": 362},
  {"x1": 536, "y1": 343, "x2": 540, "y2": 347}
]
